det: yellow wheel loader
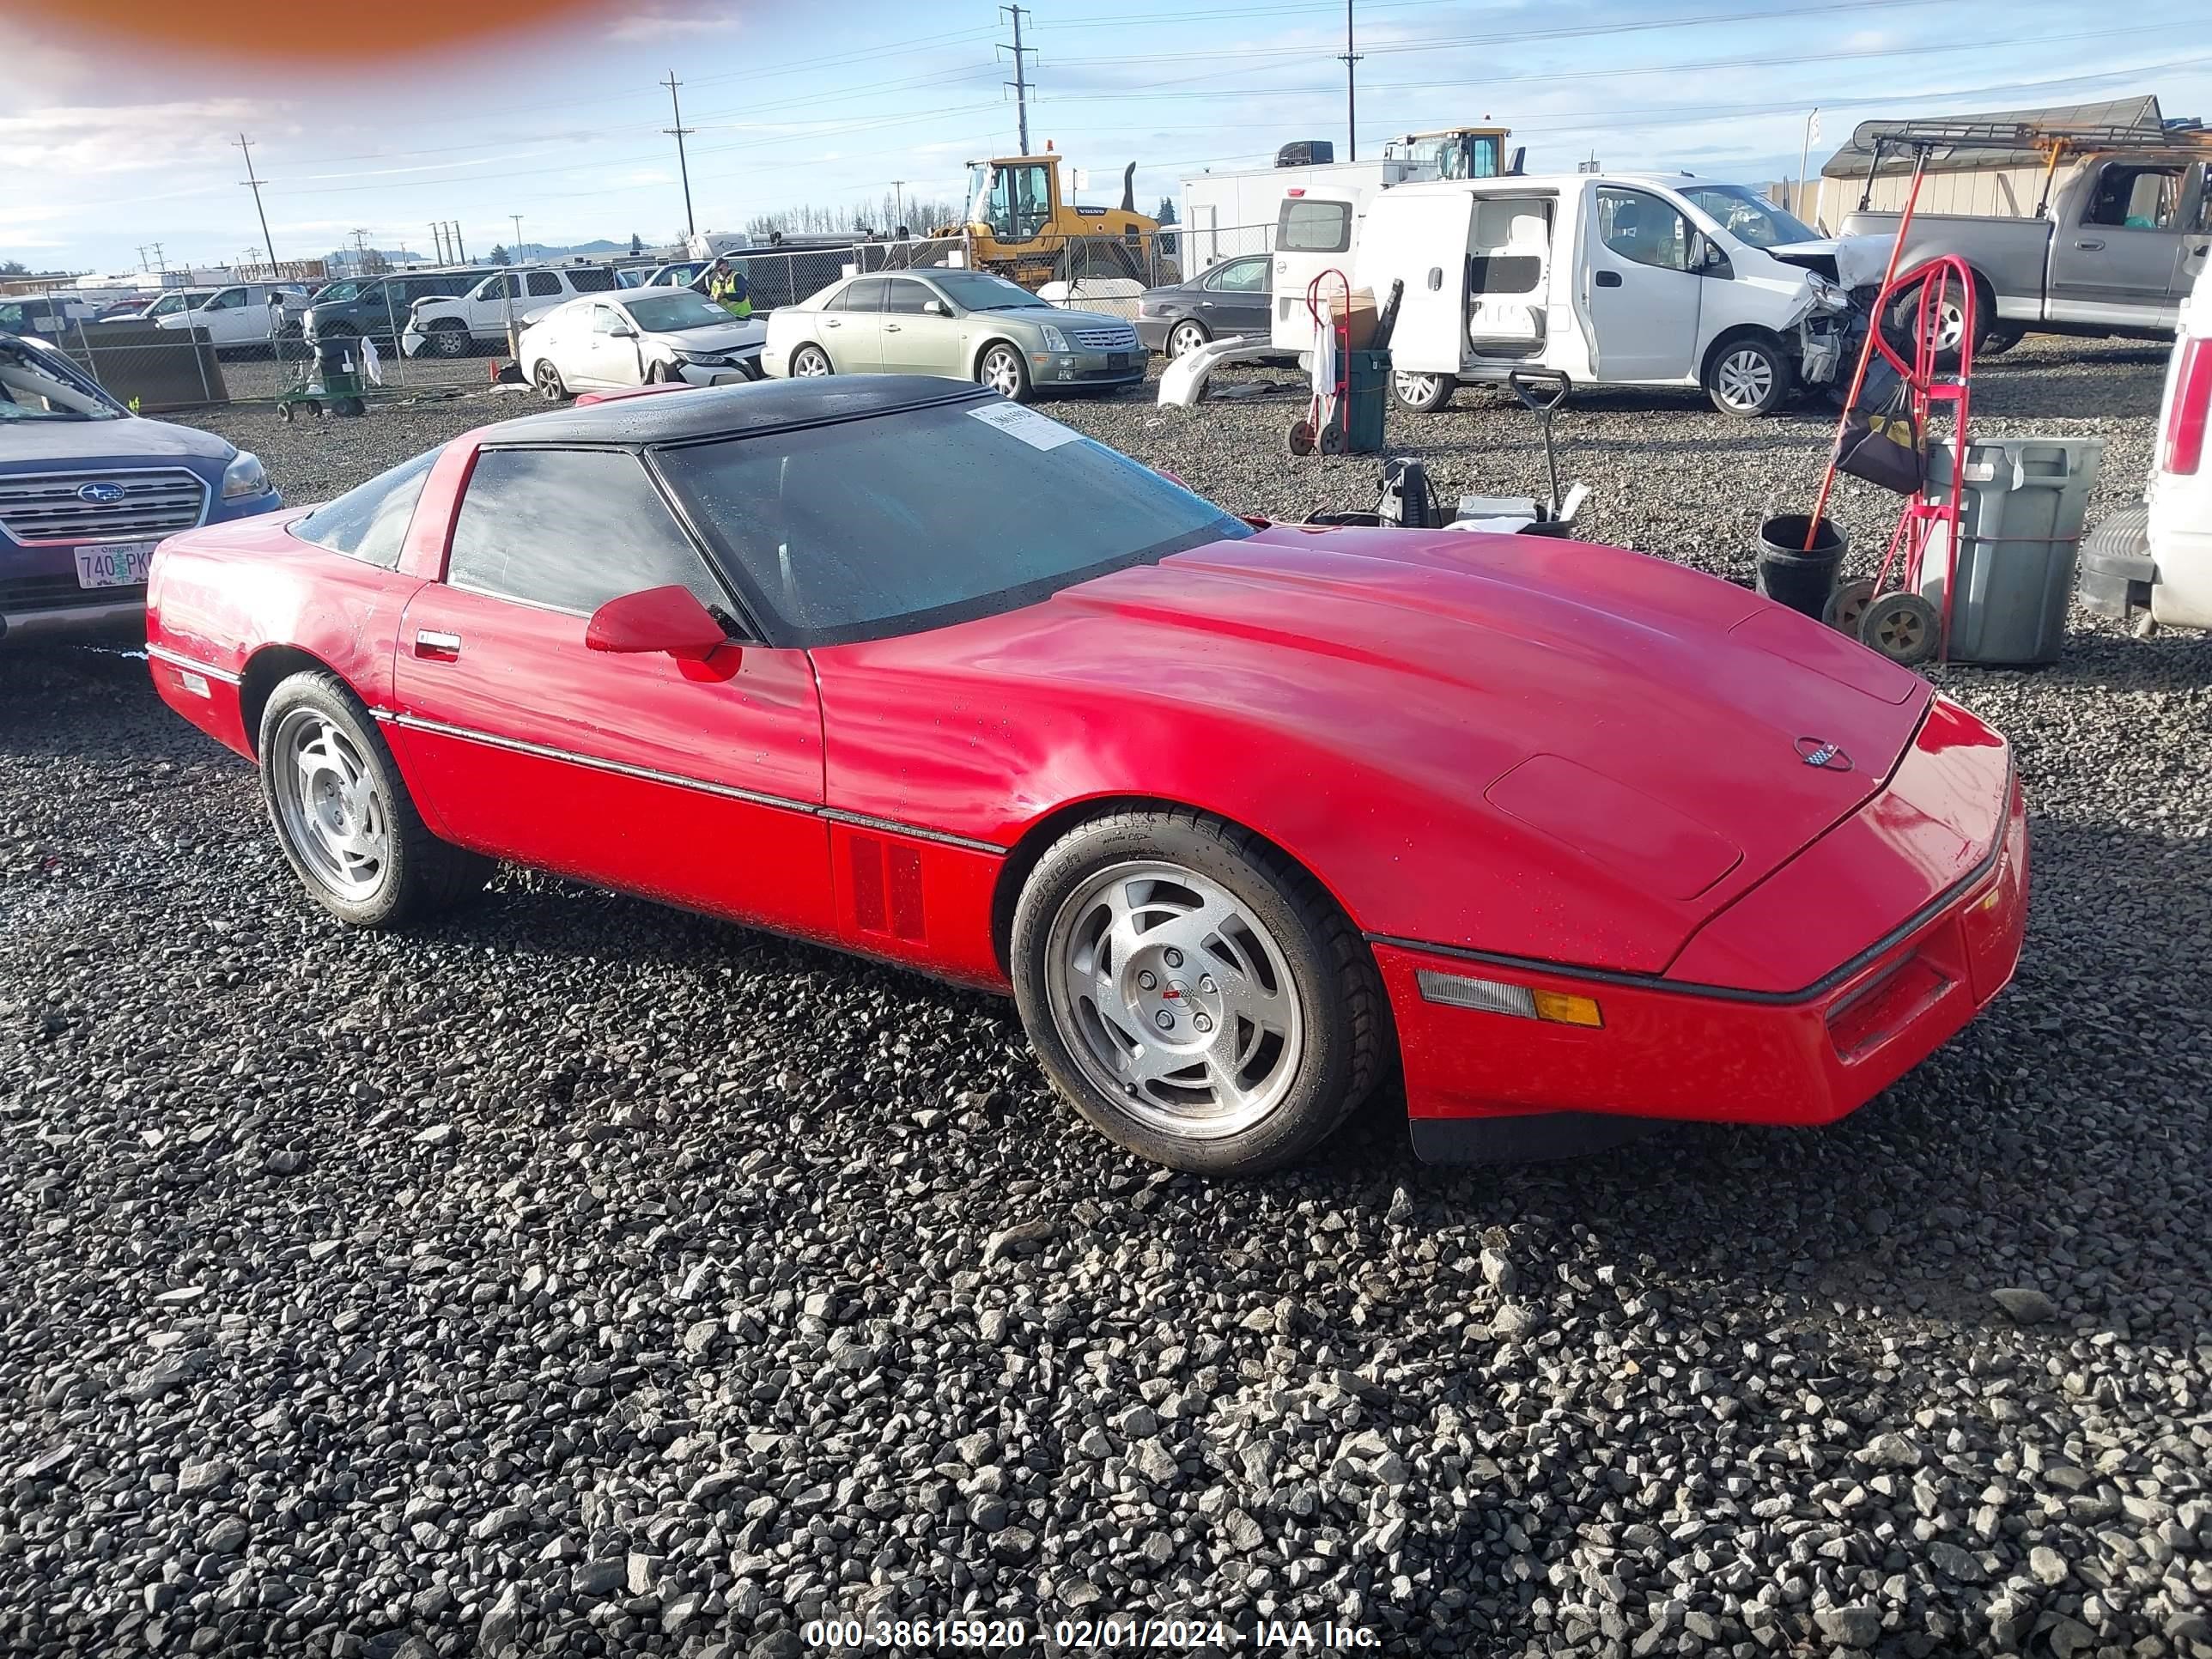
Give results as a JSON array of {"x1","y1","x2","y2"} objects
[{"x1": 932, "y1": 150, "x2": 1164, "y2": 290}]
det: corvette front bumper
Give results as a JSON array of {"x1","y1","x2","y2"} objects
[{"x1": 1381, "y1": 712, "x2": 2029, "y2": 1161}]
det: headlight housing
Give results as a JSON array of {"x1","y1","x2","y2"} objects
[
  {"x1": 221, "y1": 450, "x2": 268, "y2": 500},
  {"x1": 1036, "y1": 324, "x2": 1070, "y2": 352},
  {"x1": 675, "y1": 349, "x2": 731, "y2": 366}
]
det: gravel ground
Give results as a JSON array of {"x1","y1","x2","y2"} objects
[{"x1": 3, "y1": 337, "x2": 2210, "y2": 1659}]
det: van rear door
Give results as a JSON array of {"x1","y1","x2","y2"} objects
[
  {"x1": 1271, "y1": 192, "x2": 1360, "y2": 350},
  {"x1": 1352, "y1": 187, "x2": 1474, "y2": 374}
]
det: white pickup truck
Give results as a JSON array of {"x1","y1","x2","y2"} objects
[
  {"x1": 401, "y1": 264, "x2": 623, "y2": 356},
  {"x1": 1275, "y1": 172, "x2": 1888, "y2": 417},
  {"x1": 151, "y1": 283, "x2": 311, "y2": 353}
]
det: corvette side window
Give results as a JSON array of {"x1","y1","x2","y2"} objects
[
  {"x1": 289, "y1": 449, "x2": 436, "y2": 571},
  {"x1": 447, "y1": 448, "x2": 728, "y2": 617}
]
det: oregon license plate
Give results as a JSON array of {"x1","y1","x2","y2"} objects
[{"x1": 73, "y1": 540, "x2": 158, "y2": 589}]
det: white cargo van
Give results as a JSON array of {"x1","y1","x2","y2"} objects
[{"x1": 1273, "y1": 173, "x2": 1887, "y2": 417}]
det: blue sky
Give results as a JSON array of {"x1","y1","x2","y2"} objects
[{"x1": 4, "y1": 0, "x2": 2209, "y2": 275}]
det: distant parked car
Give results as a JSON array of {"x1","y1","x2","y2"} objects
[
  {"x1": 1136, "y1": 253, "x2": 1273, "y2": 357},
  {"x1": 519, "y1": 288, "x2": 766, "y2": 398},
  {"x1": 762, "y1": 269, "x2": 1142, "y2": 401},
  {"x1": 128, "y1": 289, "x2": 218, "y2": 323},
  {"x1": 400, "y1": 264, "x2": 623, "y2": 356},
  {"x1": 0, "y1": 295, "x2": 98, "y2": 340},
  {"x1": 302, "y1": 269, "x2": 480, "y2": 344},
  {"x1": 0, "y1": 331, "x2": 281, "y2": 647},
  {"x1": 152, "y1": 283, "x2": 311, "y2": 353}
]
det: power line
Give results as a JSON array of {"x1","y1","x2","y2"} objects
[
  {"x1": 663, "y1": 71, "x2": 697, "y2": 238},
  {"x1": 1000, "y1": 5, "x2": 1036, "y2": 155}
]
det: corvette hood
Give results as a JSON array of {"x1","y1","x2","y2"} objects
[
  {"x1": 823, "y1": 523, "x2": 1934, "y2": 974},
  {"x1": 1143, "y1": 525, "x2": 1923, "y2": 847}
]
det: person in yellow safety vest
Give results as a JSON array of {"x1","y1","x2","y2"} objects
[{"x1": 705, "y1": 258, "x2": 751, "y2": 319}]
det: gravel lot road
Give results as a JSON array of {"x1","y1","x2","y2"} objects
[{"x1": 3, "y1": 341, "x2": 2210, "y2": 1659}]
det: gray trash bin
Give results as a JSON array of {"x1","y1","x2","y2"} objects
[{"x1": 1918, "y1": 436, "x2": 2105, "y2": 665}]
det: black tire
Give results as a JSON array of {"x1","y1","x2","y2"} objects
[
  {"x1": 789, "y1": 343, "x2": 833, "y2": 379},
  {"x1": 532, "y1": 359, "x2": 568, "y2": 402},
  {"x1": 646, "y1": 360, "x2": 674, "y2": 384},
  {"x1": 1979, "y1": 323, "x2": 2027, "y2": 356},
  {"x1": 426, "y1": 321, "x2": 472, "y2": 358},
  {"x1": 278, "y1": 402, "x2": 297, "y2": 424},
  {"x1": 1703, "y1": 333, "x2": 1793, "y2": 417},
  {"x1": 977, "y1": 340, "x2": 1033, "y2": 403},
  {"x1": 1884, "y1": 275, "x2": 1990, "y2": 372},
  {"x1": 1009, "y1": 808, "x2": 1387, "y2": 1175},
  {"x1": 257, "y1": 671, "x2": 490, "y2": 929},
  {"x1": 1858, "y1": 591, "x2": 1941, "y2": 665},
  {"x1": 1390, "y1": 370, "x2": 1453, "y2": 414},
  {"x1": 1822, "y1": 577, "x2": 1875, "y2": 637}
]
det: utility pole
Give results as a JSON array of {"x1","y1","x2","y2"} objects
[
  {"x1": 509, "y1": 214, "x2": 525, "y2": 261},
  {"x1": 351, "y1": 228, "x2": 372, "y2": 274},
  {"x1": 1796, "y1": 108, "x2": 1820, "y2": 222},
  {"x1": 891, "y1": 179, "x2": 905, "y2": 236},
  {"x1": 662, "y1": 72, "x2": 697, "y2": 239},
  {"x1": 235, "y1": 134, "x2": 281, "y2": 278},
  {"x1": 999, "y1": 5, "x2": 1034, "y2": 155},
  {"x1": 430, "y1": 222, "x2": 446, "y2": 263},
  {"x1": 452, "y1": 222, "x2": 467, "y2": 262},
  {"x1": 1338, "y1": 0, "x2": 1361, "y2": 162}
]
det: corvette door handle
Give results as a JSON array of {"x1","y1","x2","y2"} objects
[{"x1": 414, "y1": 630, "x2": 461, "y2": 661}]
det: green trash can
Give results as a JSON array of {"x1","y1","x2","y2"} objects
[
  {"x1": 1919, "y1": 436, "x2": 2106, "y2": 665},
  {"x1": 1342, "y1": 349, "x2": 1390, "y2": 454}
]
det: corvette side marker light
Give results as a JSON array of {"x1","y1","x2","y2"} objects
[{"x1": 1415, "y1": 970, "x2": 1603, "y2": 1029}]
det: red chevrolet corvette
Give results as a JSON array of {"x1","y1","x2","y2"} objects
[{"x1": 145, "y1": 379, "x2": 2027, "y2": 1173}]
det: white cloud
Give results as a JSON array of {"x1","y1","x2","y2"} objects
[
  {"x1": 607, "y1": 6, "x2": 742, "y2": 43},
  {"x1": 0, "y1": 99, "x2": 274, "y2": 177}
]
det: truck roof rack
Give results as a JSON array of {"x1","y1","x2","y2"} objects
[{"x1": 1849, "y1": 117, "x2": 2210, "y2": 215}]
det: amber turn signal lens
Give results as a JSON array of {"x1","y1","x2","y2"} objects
[{"x1": 1532, "y1": 991, "x2": 1604, "y2": 1028}]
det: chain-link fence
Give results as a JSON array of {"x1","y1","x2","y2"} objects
[{"x1": 37, "y1": 223, "x2": 1284, "y2": 409}]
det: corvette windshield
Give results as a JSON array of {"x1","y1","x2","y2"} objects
[{"x1": 656, "y1": 398, "x2": 1249, "y2": 643}]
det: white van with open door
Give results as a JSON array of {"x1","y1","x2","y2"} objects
[{"x1": 1284, "y1": 173, "x2": 1879, "y2": 417}]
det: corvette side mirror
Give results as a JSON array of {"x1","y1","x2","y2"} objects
[{"x1": 586, "y1": 585, "x2": 728, "y2": 660}]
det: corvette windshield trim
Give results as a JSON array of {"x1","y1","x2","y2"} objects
[{"x1": 374, "y1": 710, "x2": 1006, "y2": 854}]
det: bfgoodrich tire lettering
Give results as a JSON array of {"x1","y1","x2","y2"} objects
[
  {"x1": 257, "y1": 671, "x2": 489, "y2": 929},
  {"x1": 1011, "y1": 808, "x2": 1385, "y2": 1174}
]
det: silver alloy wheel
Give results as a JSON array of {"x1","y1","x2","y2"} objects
[
  {"x1": 792, "y1": 345, "x2": 832, "y2": 377},
  {"x1": 533, "y1": 361, "x2": 565, "y2": 401},
  {"x1": 1395, "y1": 371, "x2": 1442, "y2": 406},
  {"x1": 1169, "y1": 320, "x2": 1208, "y2": 358},
  {"x1": 1932, "y1": 297, "x2": 1966, "y2": 352},
  {"x1": 429, "y1": 324, "x2": 470, "y2": 358},
  {"x1": 981, "y1": 344, "x2": 1024, "y2": 398},
  {"x1": 270, "y1": 707, "x2": 390, "y2": 903},
  {"x1": 1714, "y1": 346, "x2": 1775, "y2": 413},
  {"x1": 1044, "y1": 860, "x2": 1304, "y2": 1140}
]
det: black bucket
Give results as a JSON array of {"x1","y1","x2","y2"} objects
[{"x1": 1754, "y1": 514, "x2": 1847, "y2": 618}]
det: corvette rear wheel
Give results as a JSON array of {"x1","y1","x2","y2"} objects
[
  {"x1": 258, "y1": 671, "x2": 489, "y2": 928},
  {"x1": 1012, "y1": 809, "x2": 1384, "y2": 1174}
]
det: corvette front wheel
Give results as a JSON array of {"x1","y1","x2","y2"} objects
[{"x1": 1011, "y1": 809, "x2": 1385, "y2": 1175}]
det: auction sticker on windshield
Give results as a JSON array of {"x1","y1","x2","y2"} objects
[
  {"x1": 74, "y1": 541, "x2": 158, "y2": 589},
  {"x1": 968, "y1": 401, "x2": 1080, "y2": 450}
]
